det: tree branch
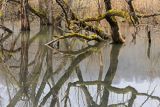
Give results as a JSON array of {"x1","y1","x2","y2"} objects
[
  {"x1": 45, "y1": 33, "x2": 103, "y2": 46},
  {"x1": 82, "y1": 9, "x2": 131, "y2": 22},
  {"x1": 55, "y1": 0, "x2": 109, "y2": 39},
  {"x1": 137, "y1": 13, "x2": 160, "y2": 18},
  {"x1": 7, "y1": 0, "x2": 48, "y2": 20},
  {"x1": 125, "y1": 0, "x2": 139, "y2": 24},
  {"x1": 0, "y1": 25, "x2": 13, "y2": 33}
]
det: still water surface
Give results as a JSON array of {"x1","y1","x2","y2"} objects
[{"x1": 0, "y1": 23, "x2": 160, "y2": 107}]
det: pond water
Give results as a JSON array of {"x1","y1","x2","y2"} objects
[{"x1": 0, "y1": 22, "x2": 160, "y2": 107}]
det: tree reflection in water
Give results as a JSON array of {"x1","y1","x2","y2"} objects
[{"x1": 0, "y1": 26, "x2": 160, "y2": 107}]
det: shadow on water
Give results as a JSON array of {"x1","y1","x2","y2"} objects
[{"x1": 0, "y1": 25, "x2": 160, "y2": 107}]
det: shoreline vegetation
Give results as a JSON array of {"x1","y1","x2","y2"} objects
[{"x1": 0, "y1": 0, "x2": 160, "y2": 44}]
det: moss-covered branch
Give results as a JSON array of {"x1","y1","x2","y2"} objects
[
  {"x1": 82, "y1": 9, "x2": 160, "y2": 22},
  {"x1": 45, "y1": 33, "x2": 104, "y2": 46},
  {"x1": 56, "y1": 0, "x2": 109, "y2": 39},
  {"x1": 125, "y1": 0, "x2": 139, "y2": 25},
  {"x1": 82, "y1": 9, "x2": 131, "y2": 22},
  {"x1": 27, "y1": 5, "x2": 47, "y2": 19},
  {"x1": 104, "y1": 0, "x2": 125, "y2": 43}
]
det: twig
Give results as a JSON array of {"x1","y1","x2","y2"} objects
[{"x1": 0, "y1": 25, "x2": 13, "y2": 33}]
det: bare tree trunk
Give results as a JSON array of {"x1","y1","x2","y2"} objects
[
  {"x1": 125, "y1": 0, "x2": 139, "y2": 25},
  {"x1": 20, "y1": 0, "x2": 30, "y2": 31},
  {"x1": 104, "y1": 0, "x2": 125, "y2": 43}
]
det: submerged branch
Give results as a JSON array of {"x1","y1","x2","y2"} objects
[{"x1": 45, "y1": 33, "x2": 104, "y2": 46}]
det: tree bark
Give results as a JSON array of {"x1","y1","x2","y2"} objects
[
  {"x1": 56, "y1": 0, "x2": 108, "y2": 39},
  {"x1": 104, "y1": 0, "x2": 125, "y2": 43},
  {"x1": 125, "y1": 0, "x2": 139, "y2": 25}
]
